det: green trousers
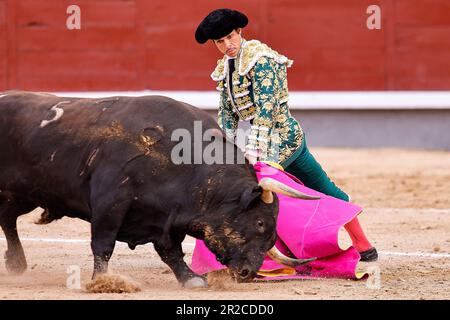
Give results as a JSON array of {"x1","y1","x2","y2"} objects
[{"x1": 284, "y1": 137, "x2": 349, "y2": 202}]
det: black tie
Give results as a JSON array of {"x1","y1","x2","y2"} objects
[
  {"x1": 228, "y1": 58, "x2": 236, "y2": 76},
  {"x1": 228, "y1": 59, "x2": 236, "y2": 100}
]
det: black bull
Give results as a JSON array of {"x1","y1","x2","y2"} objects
[{"x1": 0, "y1": 91, "x2": 316, "y2": 288}]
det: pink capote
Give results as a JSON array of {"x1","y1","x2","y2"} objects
[{"x1": 191, "y1": 162, "x2": 364, "y2": 280}]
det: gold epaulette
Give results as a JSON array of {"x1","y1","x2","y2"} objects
[{"x1": 211, "y1": 39, "x2": 293, "y2": 81}]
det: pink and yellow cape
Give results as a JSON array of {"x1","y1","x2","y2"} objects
[{"x1": 191, "y1": 162, "x2": 366, "y2": 280}]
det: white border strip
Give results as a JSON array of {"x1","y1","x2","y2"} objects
[
  {"x1": 49, "y1": 91, "x2": 450, "y2": 110},
  {"x1": 1, "y1": 237, "x2": 449, "y2": 259}
]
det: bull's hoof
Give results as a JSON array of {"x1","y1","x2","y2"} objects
[
  {"x1": 4, "y1": 250, "x2": 27, "y2": 275},
  {"x1": 183, "y1": 277, "x2": 208, "y2": 289}
]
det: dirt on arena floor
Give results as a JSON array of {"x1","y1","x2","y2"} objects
[{"x1": 1, "y1": 148, "x2": 449, "y2": 300}]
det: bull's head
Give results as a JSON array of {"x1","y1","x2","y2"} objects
[{"x1": 190, "y1": 176, "x2": 319, "y2": 283}]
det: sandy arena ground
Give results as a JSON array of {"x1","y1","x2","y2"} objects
[{"x1": 1, "y1": 148, "x2": 449, "y2": 300}]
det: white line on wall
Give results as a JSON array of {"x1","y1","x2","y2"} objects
[{"x1": 50, "y1": 91, "x2": 450, "y2": 110}]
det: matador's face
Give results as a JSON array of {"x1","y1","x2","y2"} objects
[{"x1": 213, "y1": 29, "x2": 242, "y2": 58}]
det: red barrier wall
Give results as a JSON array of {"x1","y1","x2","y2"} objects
[{"x1": 1, "y1": 0, "x2": 449, "y2": 91}]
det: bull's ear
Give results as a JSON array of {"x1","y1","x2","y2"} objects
[{"x1": 240, "y1": 186, "x2": 262, "y2": 210}]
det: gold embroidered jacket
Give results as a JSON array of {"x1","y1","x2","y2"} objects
[{"x1": 212, "y1": 39, "x2": 304, "y2": 166}]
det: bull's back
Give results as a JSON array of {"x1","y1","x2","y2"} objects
[
  {"x1": 0, "y1": 91, "x2": 217, "y2": 133},
  {"x1": 0, "y1": 92, "x2": 217, "y2": 155},
  {"x1": 0, "y1": 90, "x2": 219, "y2": 196}
]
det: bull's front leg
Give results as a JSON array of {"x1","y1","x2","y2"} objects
[
  {"x1": 90, "y1": 199, "x2": 130, "y2": 279},
  {"x1": 154, "y1": 239, "x2": 208, "y2": 289},
  {"x1": 90, "y1": 197, "x2": 132, "y2": 278},
  {"x1": 89, "y1": 169, "x2": 135, "y2": 279}
]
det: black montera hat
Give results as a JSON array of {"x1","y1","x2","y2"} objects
[{"x1": 195, "y1": 8, "x2": 248, "y2": 44}]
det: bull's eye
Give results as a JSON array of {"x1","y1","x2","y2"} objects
[{"x1": 256, "y1": 219, "x2": 265, "y2": 233}]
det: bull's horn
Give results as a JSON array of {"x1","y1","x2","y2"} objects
[
  {"x1": 259, "y1": 178, "x2": 321, "y2": 201},
  {"x1": 267, "y1": 246, "x2": 316, "y2": 267},
  {"x1": 260, "y1": 189, "x2": 274, "y2": 204}
]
